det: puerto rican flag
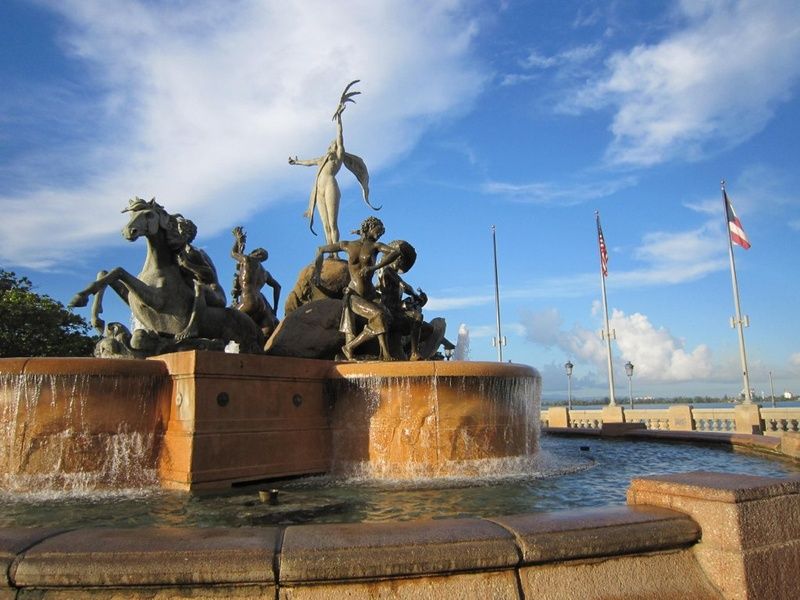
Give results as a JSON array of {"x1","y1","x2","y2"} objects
[{"x1": 724, "y1": 191, "x2": 751, "y2": 250}]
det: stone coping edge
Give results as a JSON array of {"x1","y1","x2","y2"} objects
[
  {"x1": 1, "y1": 505, "x2": 697, "y2": 588},
  {"x1": 543, "y1": 426, "x2": 796, "y2": 460},
  {"x1": 629, "y1": 471, "x2": 800, "y2": 503}
]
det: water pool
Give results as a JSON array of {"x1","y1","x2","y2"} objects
[{"x1": 1, "y1": 435, "x2": 797, "y2": 528}]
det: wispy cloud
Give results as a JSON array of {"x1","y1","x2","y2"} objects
[
  {"x1": 0, "y1": 0, "x2": 487, "y2": 268},
  {"x1": 426, "y1": 293, "x2": 495, "y2": 311},
  {"x1": 562, "y1": 0, "x2": 800, "y2": 166},
  {"x1": 501, "y1": 43, "x2": 601, "y2": 87},
  {"x1": 520, "y1": 44, "x2": 602, "y2": 70},
  {"x1": 429, "y1": 216, "x2": 728, "y2": 310},
  {"x1": 463, "y1": 323, "x2": 526, "y2": 339},
  {"x1": 481, "y1": 176, "x2": 637, "y2": 205},
  {"x1": 595, "y1": 218, "x2": 730, "y2": 286}
]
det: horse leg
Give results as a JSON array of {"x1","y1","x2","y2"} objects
[
  {"x1": 70, "y1": 267, "x2": 164, "y2": 312},
  {"x1": 90, "y1": 271, "x2": 108, "y2": 334},
  {"x1": 175, "y1": 281, "x2": 205, "y2": 342},
  {"x1": 87, "y1": 270, "x2": 132, "y2": 334},
  {"x1": 70, "y1": 267, "x2": 126, "y2": 308}
]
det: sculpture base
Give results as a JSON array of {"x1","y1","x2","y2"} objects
[{"x1": 1, "y1": 353, "x2": 541, "y2": 491}]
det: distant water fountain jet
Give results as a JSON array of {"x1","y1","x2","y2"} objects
[{"x1": 454, "y1": 323, "x2": 470, "y2": 361}]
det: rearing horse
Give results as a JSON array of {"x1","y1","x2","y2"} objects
[{"x1": 69, "y1": 198, "x2": 264, "y2": 353}]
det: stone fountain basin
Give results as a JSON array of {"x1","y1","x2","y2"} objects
[
  {"x1": 0, "y1": 353, "x2": 540, "y2": 491},
  {"x1": 0, "y1": 358, "x2": 169, "y2": 488}
]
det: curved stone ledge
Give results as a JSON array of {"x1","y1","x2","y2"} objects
[
  {"x1": 0, "y1": 505, "x2": 701, "y2": 596},
  {"x1": 5, "y1": 470, "x2": 799, "y2": 598},
  {"x1": 331, "y1": 359, "x2": 538, "y2": 380},
  {"x1": 14, "y1": 356, "x2": 168, "y2": 377}
]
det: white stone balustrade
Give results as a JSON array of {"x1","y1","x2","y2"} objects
[{"x1": 542, "y1": 404, "x2": 800, "y2": 437}]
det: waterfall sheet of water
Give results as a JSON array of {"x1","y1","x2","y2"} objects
[
  {"x1": 0, "y1": 372, "x2": 163, "y2": 493},
  {"x1": 331, "y1": 372, "x2": 541, "y2": 480}
]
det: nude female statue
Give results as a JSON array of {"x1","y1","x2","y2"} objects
[
  {"x1": 312, "y1": 216, "x2": 399, "y2": 361},
  {"x1": 289, "y1": 81, "x2": 378, "y2": 245}
]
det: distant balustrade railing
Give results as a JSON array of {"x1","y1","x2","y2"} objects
[
  {"x1": 542, "y1": 404, "x2": 800, "y2": 437},
  {"x1": 626, "y1": 409, "x2": 671, "y2": 431},
  {"x1": 566, "y1": 409, "x2": 602, "y2": 430},
  {"x1": 692, "y1": 408, "x2": 736, "y2": 433},
  {"x1": 761, "y1": 408, "x2": 800, "y2": 434}
]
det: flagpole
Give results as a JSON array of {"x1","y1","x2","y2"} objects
[
  {"x1": 491, "y1": 225, "x2": 506, "y2": 362},
  {"x1": 596, "y1": 211, "x2": 616, "y2": 406},
  {"x1": 722, "y1": 181, "x2": 752, "y2": 404}
]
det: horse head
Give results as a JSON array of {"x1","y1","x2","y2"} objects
[{"x1": 121, "y1": 197, "x2": 180, "y2": 245}]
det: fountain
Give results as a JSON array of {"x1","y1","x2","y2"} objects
[
  {"x1": 0, "y1": 353, "x2": 539, "y2": 491},
  {"x1": 0, "y1": 357, "x2": 169, "y2": 491},
  {"x1": 0, "y1": 81, "x2": 540, "y2": 491},
  {"x1": 3, "y1": 81, "x2": 797, "y2": 600}
]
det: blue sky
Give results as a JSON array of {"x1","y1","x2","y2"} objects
[{"x1": 2, "y1": 0, "x2": 799, "y2": 400}]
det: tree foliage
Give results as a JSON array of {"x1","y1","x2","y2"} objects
[{"x1": 0, "y1": 269, "x2": 96, "y2": 357}]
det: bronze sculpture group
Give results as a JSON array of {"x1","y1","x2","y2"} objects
[{"x1": 70, "y1": 82, "x2": 450, "y2": 362}]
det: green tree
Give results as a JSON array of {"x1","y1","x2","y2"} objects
[{"x1": 0, "y1": 269, "x2": 96, "y2": 357}]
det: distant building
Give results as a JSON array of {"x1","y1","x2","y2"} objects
[{"x1": 784, "y1": 391, "x2": 794, "y2": 400}]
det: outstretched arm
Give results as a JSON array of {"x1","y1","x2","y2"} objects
[
  {"x1": 333, "y1": 113, "x2": 345, "y2": 161},
  {"x1": 289, "y1": 156, "x2": 322, "y2": 166},
  {"x1": 231, "y1": 226, "x2": 246, "y2": 258}
]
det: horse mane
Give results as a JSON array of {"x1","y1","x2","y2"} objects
[
  {"x1": 125, "y1": 198, "x2": 185, "y2": 251},
  {"x1": 163, "y1": 213, "x2": 185, "y2": 251},
  {"x1": 126, "y1": 199, "x2": 218, "y2": 290}
]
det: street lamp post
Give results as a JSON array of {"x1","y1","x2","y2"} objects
[
  {"x1": 769, "y1": 371, "x2": 776, "y2": 408},
  {"x1": 564, "y1": 360, "x2": 574, "y2": 411},
  {"x1": 624, "y1": 361, "x2": 634, "y2": 410}
]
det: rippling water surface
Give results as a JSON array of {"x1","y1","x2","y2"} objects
[{"x1": 1, "y1": 435, "x2": 797, "y2": 528}]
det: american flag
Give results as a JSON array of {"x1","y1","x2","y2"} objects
[
  {"x1": 596, "y1": 212, "x2": 608, "y2": 277},
  {"x1": 724, "y1": 190, "x2": 751, "y2": 250}
]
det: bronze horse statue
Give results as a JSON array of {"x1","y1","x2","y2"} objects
[{"x1": 70, "y1": 198, "x2": 264, "y2": 355}]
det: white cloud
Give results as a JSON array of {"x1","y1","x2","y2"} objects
[
  {"x1": 520, "y1": 307, "x2": 562, "y2": 346},
  {"x1": 790, "y1": 353, "x2": 800, "y2": 369},
  {"x1": 564, "y1": 0, "x2": 800, "y2": 166},
  {"x1": 521, "y1": 306, "x2": 713, "y2": 382},
  {"x1": 610, "y1": 308, "x2": 713, "y2": 380},
  {"x1": 0, "y1": 0, "x2": 487, "y2": 268}
]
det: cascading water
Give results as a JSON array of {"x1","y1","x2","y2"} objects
[
  {"x1": 0, "y1": 361, "x2": 168, "y2": 493},
  {"x1": 329, "y1": 362, "x2": 542, "y2": 480}
]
